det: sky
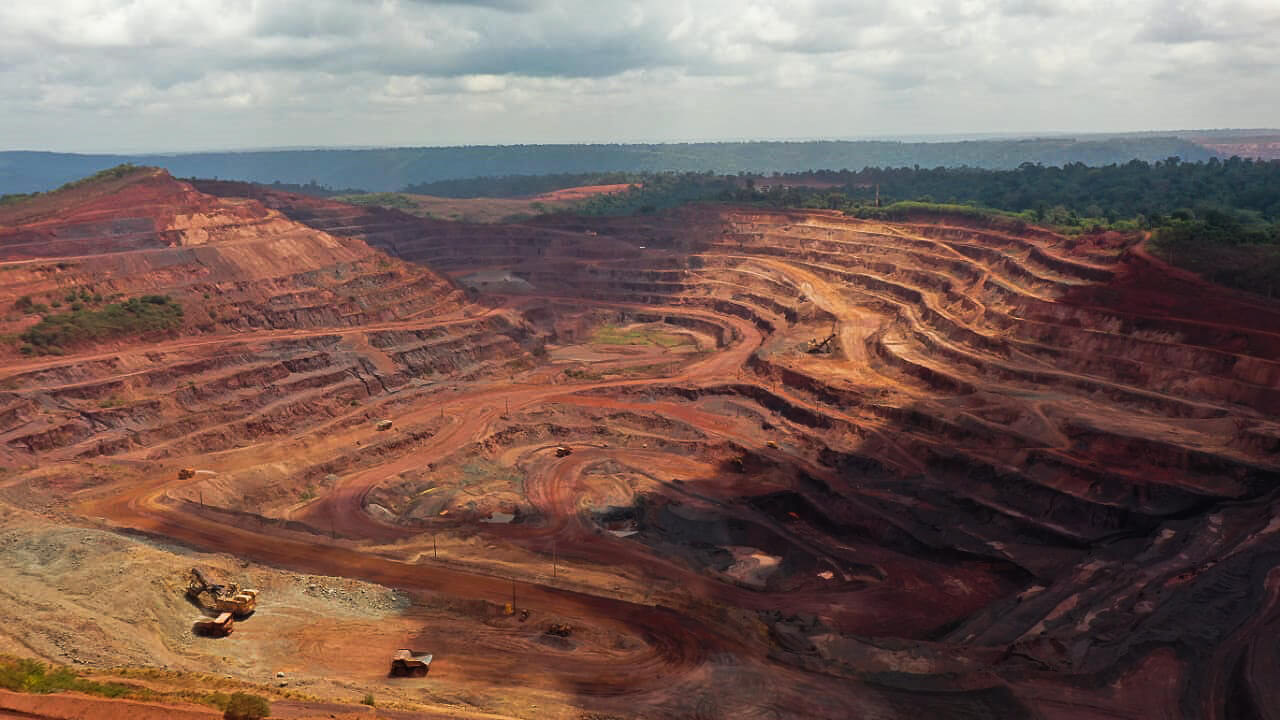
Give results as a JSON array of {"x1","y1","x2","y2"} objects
[{"x1": 2, "y1": 0, "x2": 1278, "y2": 153}]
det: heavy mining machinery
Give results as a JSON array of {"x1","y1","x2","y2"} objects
[
  {"x1": 390, "y1": 649, "x2": 433, "y2": 677},
  {"x1": 187, "y1": 568, "x2": 259, "y2": 618},
  {"x1": 806, "y1": 332, "x2": 836, "y2": 354},
  {"x1": 193, "y1": 612, "x2": 234, "y2": 637}
]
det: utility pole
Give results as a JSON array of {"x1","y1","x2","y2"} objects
[
  {"x1": 433, "y1": 533, "x2": 437, "y2": 559},
  {"x1": 875, "y1": 184, "x2": 881, "y2": 207}
]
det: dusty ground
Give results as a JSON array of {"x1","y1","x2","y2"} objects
[
  {"x1": 1190, "y1": 134, "x2": 1280, "y2": 160},
  {"x1": 1, "y1": 171, "x2": 1278, "y2": 718},
  {"x1": 337, "y1": 184, "x2": 632, "y2": 224}
]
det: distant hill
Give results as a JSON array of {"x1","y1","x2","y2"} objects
[{"x1": 0, "y1": 136, "x2": 1221, "y2": 195}]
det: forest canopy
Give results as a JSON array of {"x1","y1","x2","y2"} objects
[{"x1": 567, "y1": 157, "x2": 1280, "y2": 297}]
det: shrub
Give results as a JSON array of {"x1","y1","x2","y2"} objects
[
  {"x1": 56, "y1": 164, "x2": 145, "y2": 192},
  {"x1": 18, "y1": 295, "x2": 183, "y2": 353},
  {"x1": 361, "y1": 693, "x2": 376, "y2": 706},
  {"x1": 223, "y1": 692, "x2": 270, "y2": 720},
  {"x1": 335, "y1": 192, "x2": 418, "y2": 210},
  {"x1": 0, "y1": 657, "x2": 133, "y2": 699}
]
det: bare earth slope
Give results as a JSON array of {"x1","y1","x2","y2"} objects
[{"x1": 2, "y1": 175, "x2": 1279, "y2": 719}]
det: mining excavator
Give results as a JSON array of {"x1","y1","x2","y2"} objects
[
  {"x1": 187, "y1": 568, "x2": 259, "y2": 618},
  {"x1": 806, "y1": 333, "x2": 836, "y2": 354}
]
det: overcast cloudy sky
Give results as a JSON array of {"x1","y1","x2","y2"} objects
[{"x1": 2, "y1": 0, "x2": 1277, "y2": 152}]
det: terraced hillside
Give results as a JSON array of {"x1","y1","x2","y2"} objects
[
  {"x1": 2, "y1": 173, "x2": 1278, "y2": 719},
  {"x1": 195, "y1": 183, "x2": 1280, "y2": 718}
]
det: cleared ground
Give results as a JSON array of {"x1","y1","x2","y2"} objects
[
  {"x1": 0, "y1": 171, "x2": 1278, "y2": 718},
  {"x1": 335, "y1": 184, "x2": 632, "y2": 224}
]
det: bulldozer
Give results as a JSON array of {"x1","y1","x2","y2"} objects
[
  {"x1": 390, "y1": 649, "x2": 432, "y2": 677},
  {"x1": 178, "y1": 467, "x2": 196, "y2": 480},
  {"x1": 193, "y1": 612, "x2": 234, "y2": 638},
  {"x1": 555, "y1": 446, "x2": 573, "y2": 458},
  {"x1": 187, "y1": 568, "x2": 259, "y2": 619}
]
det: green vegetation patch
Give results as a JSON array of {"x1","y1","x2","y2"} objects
[
  {"x1": 0, "y1": 165, "x2": 149, "y2": 213},
  {"x1": 590, "y1": 323, "x2": 692, "y2": 348},
  {"x1": 0, "y1": 192, "x2": 39, "y2": 207},
  {"x1": 0, "y1": 657, "x2": 137, "y2": 698},
  {"x1": 335, "y1": 192, "x2": 420, "y2": 210},
  {"x1": 404, "y1": 171, "x2": 644, "y2": 198},
  {"x1": 56, "y1": 164, "x2": 147, "y2": 192},
  {"x1": 1151, "y1": 208, "x2": 1280, "y2": 296},
  {"x1": 566, "y1": 158, "x2": 1280, "y2": 298},
  {"x1": 19, "y1": 295, "x2": 183, "y2": 355},
  {"x1": 850, "y1": 201, "x2": 1033, "y2": 231},
  {"x1": 0, "y1": 656, "x2": 291, "y2": 716},
  {"x1": 223, "y1": 691, "x2": 271, "y2": 720},
  {"x1": 460, "y1": 459, "x2": 525, "y2": 491}
]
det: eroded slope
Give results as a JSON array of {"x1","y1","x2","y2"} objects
[{"x1": 3, "y1": 177, "x2": 1279, "y2": 720}]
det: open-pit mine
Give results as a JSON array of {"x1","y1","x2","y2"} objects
[{"x1": 1, "y1": 167, "x2": 1278, "y2": 719}]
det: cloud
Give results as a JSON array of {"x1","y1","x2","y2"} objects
[{"x1": 0, "y1": 0, "x2": 1276, "y2": 152}]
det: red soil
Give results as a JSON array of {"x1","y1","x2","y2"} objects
[
  {"x1": 1191, "y1": 135, "x2": 1280, "y2": 161},
  {"x1": 0, "y1": 690, "x2": 217, "y2": 720},
  {"x1": 531, "y1": 183, "x2": 633, "y2": 202},
  {"x1": 3, "y1": 173, "x2": 1279, "y2": 719}
]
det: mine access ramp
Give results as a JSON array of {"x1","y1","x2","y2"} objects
[{"x1": 390, "y1": 649, "x2": 433, "y2": 677}]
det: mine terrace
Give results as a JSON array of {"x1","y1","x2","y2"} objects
[{"x1": 1, "y1": 166, "x2": 1278, "y2": 719}]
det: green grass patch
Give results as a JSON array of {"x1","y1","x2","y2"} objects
[
  {"x1": 564, "y1": 367, "x2": 602, "y2": 381},
  {"x1": 0, "y1": 656, "x2": 142, "y2": 699},
  {"x1": 0, "y1": 657, "x2": 286, "y2": 715},
  {"x1": 335, "y1": 193, "x2": 419, "y2": 211},
  {"x1": 590, "y1": 323, "x2": 692, "y2": 348},
  {"x1": 460, "y1": 459, "x2": 525, "y2": 492},
  {"x1": 18, "y1": 295, "x2": 183, "y2": 355},
  {"x1": 850, "y1": 201, "x2": 1034, "y2": 231},
  {"x1": 0, "y1": 192, "x2": 40, "y2": 207},
  {"x1": 56, "y1": 164, "x2": 148, "y2": 192},
  {"x1": 612, "y1": 362, "x2": 679, "y2": 377}
]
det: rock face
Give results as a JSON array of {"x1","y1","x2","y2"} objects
[
  {"x1": 0, "y1": 170, "x2": 530, "y2": 467},
  {"x1": 1, "y1": 169, "x2": 466, "y2": 333},
  {"x1": 4, "y1": 175, "x2": 1279, "y2": 719}
]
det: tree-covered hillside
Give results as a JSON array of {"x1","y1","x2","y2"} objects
[
  {"x1": 572, "y1": 158, "x2": 1280, "y2": 298},
  {"x1": 0, "y1": 136, "x2": 1217, "y2": 195}
]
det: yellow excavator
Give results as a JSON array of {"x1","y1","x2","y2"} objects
[{"x1": 187, "y1": 568, "x2": 259, "y2": 619}]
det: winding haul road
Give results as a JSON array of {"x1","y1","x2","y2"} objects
[{"x1": 75, "y1": 301, "x2": 891, "y2": 716}]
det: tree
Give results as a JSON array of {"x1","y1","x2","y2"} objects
[{"x1": 223, "y1": 692, "x2": 270, "y2": 720}]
